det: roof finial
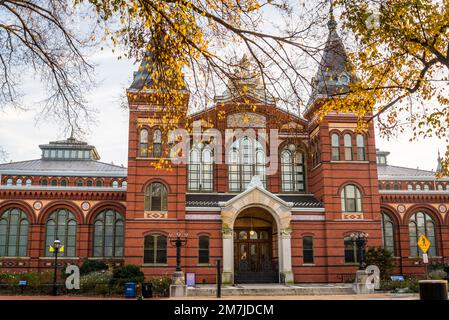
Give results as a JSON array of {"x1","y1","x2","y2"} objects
[
  {"x1": 328, "y1": 0, "x2": 337, "y2": 31},
  {"x1": 69, "y1": 125, "x2": 75, "y2": 140},
  {"x1": 437, "y1": 149, "x2": 443, "y2": 173}
]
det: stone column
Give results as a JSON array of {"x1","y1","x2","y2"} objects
[
  {"x1": 222, "y1": 231, "x2": 234, "y2": 284},
  {"x1": 280, "y1": 230, "x2": 294, "y2": 284}
]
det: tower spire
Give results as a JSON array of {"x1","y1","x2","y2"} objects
[
  {"x1": 436, "y1": 149, "x2": 443, "y2": 173},
  {"x1": 328, "y1": 0, "x2": 337, "y2": 31}
]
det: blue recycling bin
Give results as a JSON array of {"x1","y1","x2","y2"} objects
[{"x1": 124, "y1": 282, "x2": 136, "y2": 298}]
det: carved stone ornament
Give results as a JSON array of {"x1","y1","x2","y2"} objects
[
  {"x1": 33, "y1": 201, "x2": 43, "y2": 210},
  {"x1": 227, "y1": 112, "x2": 266, "y2": 128}
]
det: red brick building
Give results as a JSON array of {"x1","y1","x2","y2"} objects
[{"x1": 1, "y1": 15, "x2": 448, "y2": 284}]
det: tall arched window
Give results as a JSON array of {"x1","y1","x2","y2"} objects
[
  {"x1": 139, "y1": 128, "x2": 148, "y2": 157},
  {"x1": 341, "y1": 184, "x2": 362, "y2": 212},
  {"x1": 41, "y1": 179, "x2": 48, "y2": 186},
  {"x1": 0, "y1": 209, "x2": 28, "y2": 257},
  {"x1": 381, "y1": 212, "x2": 395, "y2": 254},
  {"x1": 144, "y1": 234, "x2": 167, "y2": 264},
  {"x1": 331, "y1": 133, "x2": 340, "y2": 161},
  {"x1": 409, "y1": 212, "x2": 437, "y2": 257},
  {"x1": 228, "y1": 136, "x2": 266, "y2": 192},
  {"x1": 152, "y1": 129, "x2": 162, "y2": 157},
  {"x1": 356, "y1": 134, "x2": 366, "y2": 160},
  {"x1": 145, "y1": 182, "x2": 168, "y2": 211},
  {"x1": 344, "y1": 134, "x2": 353, "y2": 160},
  {"x1": 45, "y1": 209, "x2": 77, "y2": 257},
  {"x1": 188, "y1": 145, "x2": 213, "y2": 192},
  {"x1": 16, "y1": 179, "x2": 23, "y2": 186},
  {"x1": 198, "y1": 235, "x2": 210, "y2": 264},
  {"x1": 281, "y1": 144, "x2": 305, "y2": 192},
  {"x1": 93, "y1": 209, "x2": 124, "y2": 257},
  {"x1": 344, "y1": 236, "x2": 360, "y2": 263},
  {"x1": 302, "y1": 236, "x2": 314, "y2": 264},
  {"x1": 60, "y1": 179, "x2": 67, "y2": 187},
  {"x1": 96, "y1": 180, "x2": 103, "y2": 187}
]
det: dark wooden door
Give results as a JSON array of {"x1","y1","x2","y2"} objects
[{"x1": 234, "y1": 228, "x2": 278, "y2": 283}]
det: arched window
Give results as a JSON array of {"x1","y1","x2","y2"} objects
[
  {"x1": 0, "y1": 208, "x2": 28, "y2": 256},
  {"x1": 16, "y1": 179, "x2": 23, "y2": 186},
  {"x1": 152, "y1": 129, "x2": 162, "y2": 158},
  {"x1": 93, "y1": 209, "x2": 124, "y2": 257},
  {"x1": 341, "y1": 184, "x2": 362, "y2": 213},
  {"x1": 381, "y1": 212, "x2": 395, "y2": 254},
  {"x1": 112, "y1": 180, "x2": 118, "y2": 188},
  {"x1": 281, "y1": 144, "x2": 305, "y2": 192},
  {"x1": 228, "y1": 136, "x2": 266, "y2": 192},
  {"x1": 302, "y1": 236, "x2": 314, "y2": 264},
  {"x1": 437, "y1": 184, "x2": 444, "y2": 191},
  {"x1": 188, "y1": 145, "x2": 214, "y2": 192},
  {"x1": 409, "y1": 212, "x2": 437, "y2": 257},
  {"x1": 96, "y1": 180, "x2": 103, "y2": 187},
  {"x1": 356, "y1": 134, "x2": 366, "y2": 160},
  {"x1": 144, "y1": 182, "x2": 168, "y2": 211},
  {"x1": 60, "y1": 179, "x2": 67, "y2": 187},
  {"x1": 393, "y1": 183, "x2": 400, "y2": 190},
  {"x1": 121, "y1": 181, "x2": 127, "y2": 188},
  {"x1": 385, "y1": 184, "x2": 391, "y2": 190},
  {"x1": 25, "y1": 179, "x2": 32, "y2": 187},
  {"x1": 144, "y1": 234, "x2": 167, "y2": 264},
  {"x1": 45, "y1": 209, "x2": 77, "y2": 257},
  {"x1": 407, "y1": 184, "x2": 413, "y2": 191},
  {"x1": 6, "y1": 178, "x2": 13, "y2": 186},
  {"x1": 331, "y1": 133, "x2": 340, "y2": 160},
  {"x1": 51, "y1": 179, "x2": 57, "y2": 186},
  {"x1": 344, "y1": 134, "x2": 353, "y2": 160},
  {"x1": 76, "y1": 179, "x2": 83, "y2": 187},
  {"x1": 139, "y1": 128, "x2": 148, "y2": 157},
  {"x1": 416, "y1": 184, "x2": 422, "y2": 191},
  {"x1": 198, "y1": 235, "x2": 210, "y2": 264},
  {"x1": 41, "y1": 179, "x2": 48, "y2": 186},
  {"x1": 423, "y1": 184, "x2": 430, "y2": 191},
  {"x1": 344, "y1": 236, "x2": 360, "y2": 263}
]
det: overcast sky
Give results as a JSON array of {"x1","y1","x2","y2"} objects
[{"x1": 0, "y1": 46, "x2": 445, "y2": 172}]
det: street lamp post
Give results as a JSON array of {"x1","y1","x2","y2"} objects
[
  {"x1": 350, "y1": 232, "x2": 369, "y2": 270},
  {"x1": 169, "y1": 231, "x2": 188, "y2": 285},
  {"x1": 52, "y1": 238, "x2": 61, "y2": 296}
]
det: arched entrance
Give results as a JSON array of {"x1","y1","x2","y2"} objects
[{"x1": 233, "y1": 208, "x2": 278, "y2": 283}]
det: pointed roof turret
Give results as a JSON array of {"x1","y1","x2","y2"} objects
[
  {"x1": 436, "y1": 149, "x2": 443, "y2": 173},
  {"x1": 307, "y1": 1, "x2": 357, "y2": 107}
]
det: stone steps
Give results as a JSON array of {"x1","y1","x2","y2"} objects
[{"x1": 187, "y1": 284, "x2": 354, "y2": 296}]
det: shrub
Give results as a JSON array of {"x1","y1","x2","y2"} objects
[
  {"x1": 110, "y1": 265, "x2": 144, "y2": 287},
  {"x1": 80, "y1": 260, "x2": 108, "y2": 275},
  {"x1": 364, "y1": 247, "x2": 395, "y2": 279},
  {"x1": 79, "y1": 270, "x2": 115, "y2": 295},
  {"x1": 149, "y1": 276, "x2": 172, "y2": 296},
  {"x1": 380, "y1": 277, "x2": 420, "y2": 293}
]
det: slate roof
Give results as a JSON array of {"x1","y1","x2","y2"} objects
[
  {"x1": 0, "y1": 159, "x2": 127, "y2": 177},
  {"x1": 186, "y1": 194, "x2": 323, "y2": 208},
  {"x1": 377, "y1": 164, "x2": 436, "y2": 180}
]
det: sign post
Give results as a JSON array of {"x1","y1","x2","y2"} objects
[{"x1": 417, "y1": 234, "x2": 431, "y2": 279}]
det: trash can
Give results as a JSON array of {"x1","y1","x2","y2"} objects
[
  {"x1": 419, "y1": 280, "x2": 448, "y2": 300},
  {"x1": 141, "y1": 282, "x2": 153, "y2": 298},
  {"x1": 124, "y1": 282, "x2": 137, "y2": 298}
]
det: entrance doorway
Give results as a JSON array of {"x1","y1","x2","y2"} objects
[{"x1": 233, "y1": 208, "x2": 278, "y2": 283}]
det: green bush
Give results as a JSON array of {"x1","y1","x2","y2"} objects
[
  {"x1": 380, "y1": 277, "x2": 420, "y2": 293},
  {"x1": 110, "y1": 265, "x2": 144, "y2": 287},
  {"x1": 0, "y1": 271, "x2": 54, "y2": 286},
  {"x1": 365, "y1": 247, "x2": 395, "y2": 279},
  {"x1": 79, "y1": 270, "x2": 116, "y2": 295},
  {"x1": 149, "y1": 276, "x2": 172, "y2": 296},
  {"x1": 80, "y1": 260, "x2": 108, "y2": 275}
]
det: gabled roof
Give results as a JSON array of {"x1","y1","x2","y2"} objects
[{"x1": 0, "y1": 159, "x2": 127, "y2": 177}]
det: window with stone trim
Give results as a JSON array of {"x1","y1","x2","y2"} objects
[
  {"x1": 0, "y1": 208, "x2": 28, "y2": 257},
  {"x1": 341, "y1": 184, "x2": 362, "y2": 213},
  {"x1": 344, "y1": 134, "x2": 353, "y2": 160},
  {"x1": 45, "y1": 208, "x2": 77, "y2": 257},
  {"x1": 409, "y1": 212, "x2": 437, "y2": 257},
  {"x1": 381, "y1": 212, "x2": 395, "y2": 255},
  {"x1": 188, "y1": 144, "x2": 214, "y2": 192},
  {"x1": 144, "y1": 182, "x2": 168, "y2": 211},
  {"x1": 139, "y1": 128, "x2": 148, "y2": 157},
  {"x1": 281, "y1": 144, "x2": 305, "y2": 192},
  {"x1": 152, "y1": 129, "x2": 162, "y2": 158},
  {"x1": 356, "y1": 134, "x2": 366, "y2": 161},
  {"x1": 93, "y1": 209, "x2": 124, "y2": 257},
  {"x1": 302, "y1": 236, "x2": 314, "y2": 264},
  {"x1": 228, "y1": 136, "x2": 266, "y2": 192},
  {"x1": 144, "y1": 234, "x2": 167, "y2": 264},
  {"x1": 331, "y1": 133, "x2": 340, "y2": 160},
  {"x1": 198, "y1": 235, "x2": 210, "y2": 264},
  {"x1": 344, "y1": 236, "x2": 361, "y2": 263}
]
